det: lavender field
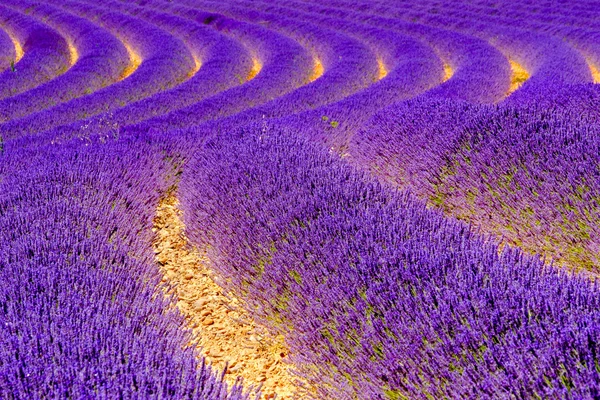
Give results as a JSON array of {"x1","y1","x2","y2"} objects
[{"x1": 1, "y1": 0, "x2": 600, "y2": 398}]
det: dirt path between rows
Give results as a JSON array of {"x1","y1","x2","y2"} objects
[{"x1": 153, "y1": 191, "x2": 309, "y2": 399}]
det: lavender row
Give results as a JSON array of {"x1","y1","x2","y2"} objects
[
  {"x1": 0, "y1": 0, "x2": 195, "y2": 140},
  {"x1": 192, "y1": 0, "x2": 512, "y2": 104},
  {"x1": 0, "y1": 0, "x2": 129, "y2": 121},
  {"x1": 177, "y1": 124, "x2": 600, "y2": 399},
  {"x1": 179, "y1": 0, "x2": 442, "y2": 141},
  {"x1": 287, "y1": 0, "x2": 516, "y2": 100},
  {"x1": 279, "y1": 0, "x2": 512, "y2": 103},
  {"x1": 127, "y1": 0, "x2": 505, "y2": 139},
  {"x1": 439, "y1": 0, "x2": 600, "y2": 79},
  {"x1": 0, "y1": 135, "x2": 250, "y2": 399},
  {"x1": 340, "y1": 0, "x2": 593, "y2": 95},
  {"x1": 186, "y1": 0, "x2": 508, "y2": 154},
  {"x1": 185, "y1": 0, "x2": 380, "y2": 103},
  {"x1": 47, "y1": 0, "x2": 253, "y2": 140},
  {"x1": 300, "y1": 0, "x2": 590, "y2": 102},
  {"x1": 0, "y1": 5, "x2": 71, "y2": 99},
  {"x1": 124, "y1": 6, "x2": 314, "y2": 132},
  {"x1": 122, "y1": 0, "x2": 379, "y2": 134}
]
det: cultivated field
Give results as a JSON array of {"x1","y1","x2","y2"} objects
[{"x1": 1, "y1": 0, "x2": 600, "y2": 399}]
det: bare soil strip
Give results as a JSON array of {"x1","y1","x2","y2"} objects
[
  {"x1": 507, "y1": 60, "x2": 529, "y2": 94},
  {"x1": 9, "y1": 32, "x2": 23, "y2": 63},
  {"x1": 119, "y1": 42, "x2": 142, "y2": 81},
  {"x1": 442, "y1": 63, "x2": 453, "y2": 82},
  {"x1": 308, "y1": 58, "x2": 324, "y2": 82},
  {"x1": 588, "y1": 60, "x2": 600, "y2": 84},
  {"x1": 68, "y1": 41, "x2": 78, "y2": 66},
  {"x1": 247, "y1": 57, "x2": 262, "y2": 81},
  {"x1": 377, "y1": 58, "x2": 388, "y2": 80},
  {"x1": 153, "y1": 191, "x2": 308, "y2": 400}
]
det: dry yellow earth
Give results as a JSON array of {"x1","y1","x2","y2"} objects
[
  {"x1": 247, "y1": 57, "x2": 262, "y2": 81},
  {"x1": 153, "y1": 191, "x2": 310, "y2": 399},
  {"x1": 120, "y1": 42, "x2": 141, "y2": 80},
  {"x1": 377, "y1": 58, "x2": 388, "y2": 80},
  {"x1": 443, "y1": 63, "x2": 453, "y2": 82},
  {"x1": 588, "y1": 60, "x2": 600, "y2": 84},
  {"x1": 10, "y1": 33, "x2": 23, "y2": 63},
  {"x1": 308, "y1": 57, "x2": 324, "y2": 83},
  {"x1": 508, "y1": 60, "x2": 529, "y2": 94}
]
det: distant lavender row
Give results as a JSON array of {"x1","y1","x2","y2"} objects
[
  {"x1": 46, "y1": 0, "x2": 253, "y2": 140},
  {"x1": 178, "y1": 125, "x2": 600, "y2": 399},
  {"x1": 124, "y1": 0, "x2": 382, "y2": 135},
  {"x1": 324, "y1": 0, "x2": 592, "y2": 99},
  {"x1": 0, "y1": 0, "x2": 129, "y2": 121},
  {"x1": 231, "y1": 0, "x2": 512, "y2": 104},
  {"x1": 0, "y1": 0, "x2": 195, "y2": 140},
  {"x1": 181, "y1": 0, "x2": 441, "y2": 141},
  {"x1": 360, "y1": 0, "x2": 600, "y2": 69},
  {"x1": 0, "y1": 5, "x2": 71, "y2": 99},
  {"x1": 126, "y1": 6, "x2": 314, "y2": 132},
  {"x1": 0, "y1": 136, "x2": 250, "y2": 399},
  {"x1": 184, "y1": 0, "x2": 380, "y2": 102}
]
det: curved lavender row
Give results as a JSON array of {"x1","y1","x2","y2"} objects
[
  {"x1": 189, "y1": 0, "x2": 381, "y2": 99},
  {"x1": 0, "y1": 137, "x2": 250, "y2": 399},
  {"x1": 424, "y1": 92, "x2": 600, "y2": 272},
  {"x1": 448, "y1": 1, "x2": 600, "y2": 83},
  {"x1": 193, "y1": 0, "x2": 509, "y2": 106},
  {"x1": 452, "y1": 3, "x2": 600, "y2": 82},
  {"x1": 131, "y1": 0, "x2": 379, "y2": 130},
  {"x1": 494, "y1": 32, "x2": 591, "y2": 104},
  {"x1": 301, "y1": 0, "x2": 591, "y2": 101},
  {"x1": 349, "y1": 80, "x2": 600, "y2": 272},
  {"x1": 128, "y1": 0, "x2": 483, "y2": 137},
  {"x1": 178, "y1": 126, "x2": 600, "y2": 399},
  {"x1": 0, "y1": 5, "x2": 71, "y2": 99},
  {"x1": 275, "y1": 0, "x2": 512, "y2": 104},
  {"x1": 181, "y1": 0, "x2": 442, "y2": 140},
  {"x1": 0, "y1": 27, "x2": 15, "y2": 72},
  {"x1": 128, "y1": 8, "x2": 313, "y2": 132},
  {"x1": 348, "y1": 0, "x2": 592, "y2": 92},
  {"x1": 42, "y1": 0, "x2": 253, "y2": 140},
  {"x1": 365, "y1": 0, "x2": 600, "y2": 67},
  {"x1": 506, "y1": 13, "x2": 600, "y2": 72},
  {"x1": 220, "y1": 33, "x2": 441, "y2": 148},
  {"x1": 0, "y1": 0, "x2": 129, "y2": 122},
  {"x1": 406, "y1": 4, "x2": 593, "y2": 96},
  {"x1": 0, "y1": 0, "x2": 196, "y2": 140},
  {"x1": 202, "y1": 0, "x2": 507, "y2": 154}
]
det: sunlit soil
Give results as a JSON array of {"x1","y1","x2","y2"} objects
[
  {"x1": 247, "y1": 57, "x2": 262, "y2": 81},
  {"x1": 68, "y1": 41, "x2": 78, "y2": 66},
  {"x1": 10, "y1": 34, "x2": 23, "y2": 63},
  {"x1": 377, "y1": 58, "x2": 388, "y2": 80},
  {"x1": 588, "y1": 60, "x2": 600, "y2": 84},
  {"x1": 308, "y1": 58, "x2": 324, "y2": 82},
  {"x1": 507, "y1": 60, "x2": 529, "y2": 94},
  {"x1": 443, "y1": 63, "x2": 453, "y2": 82},
  {"x1": 119, "y1": 42, "x2": 142, "y2": 80},
  {"x1": 188, "y1": 55, "x2": 202, "y2": 78},
  {"x1": 153, "y1": 192, "x2": 310, "y2": 400}
]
